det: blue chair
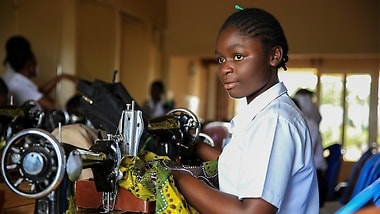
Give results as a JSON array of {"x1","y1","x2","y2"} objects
[
  {"x1": 324, "y1": 143, "x2": 343, "y2": 201},
  {"x1": 335, "y1": 177, "x2": 380, "y2": 214},
  {"x1": 339, "y1": 149, "x2": 376, "y2": 204},
  {"x1": 350, "y1": 153, "x2": 380, "y2": 199}
]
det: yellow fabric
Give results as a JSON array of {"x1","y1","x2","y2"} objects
[{"x1": 118, "y1": 150, "x2": 199, "y2": 214}]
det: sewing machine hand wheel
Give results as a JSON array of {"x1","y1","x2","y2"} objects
[
  {"x1": 167, "y1": 108, "x2": 201, "y2": 148},
  {"x1": 1, "y1": 128, "x2": 66, "y2": 199}
]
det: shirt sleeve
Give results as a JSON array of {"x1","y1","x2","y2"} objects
[{"x1": 238, "y1": 111, "x2": 302, "y2": 208}]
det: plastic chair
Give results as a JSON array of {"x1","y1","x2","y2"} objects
[
  {"x1": 335, "y1": 177, "x2": 380, "y2": 214},
  {"x1": 350, "y1": 153, "x2": 380, "y2": 199},
  {"x1": 339, "y1": 149, "x2": 376, "y2": 204},
  {"x1": 324, "y1": 143, "x2": 343, "y2": 201}
]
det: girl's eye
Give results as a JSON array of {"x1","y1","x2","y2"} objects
[
  {"x1": 216, "y1": 57, "x2": 225, "y2": 64},
  {"x1": 233, "y1": 54, "x2": 244, "y2": 61}
]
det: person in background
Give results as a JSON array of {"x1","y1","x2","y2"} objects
[
  {"x1": 293, "y1": 89, "x2": 328, "y2": 207},
  {"x1": 1, "y1": 35, "x2": 78, "y2": 111},
  {"x1": 142, "y1": 80, "x2": 174, "y2": 119},
  {"x1": 293, "y1": 88, "x2": 322, "y2": 124},
  {"x1": 170, "y1": 7, "x2": 319, "y2": 213}
]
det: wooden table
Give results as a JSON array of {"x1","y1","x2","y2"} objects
[{"x1": 0, "y1": 183, "x2": 138, "y2": 213}]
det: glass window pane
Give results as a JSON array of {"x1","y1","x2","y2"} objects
[
  {"x1": 279, "y1": 69, "x2": 318, "y2": 96},
  {"x1": 319, "y1": 74, "x2": 344, "y2": 148},
  {"x1": 344, "y1": 74, "x2": 371, "y2": 161}
]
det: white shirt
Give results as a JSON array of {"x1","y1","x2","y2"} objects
[
  {"x1": 293, "y1": 93, "x2": 327, "y2": 171},
  {"x1": 143, "y1": 99, "x2": 166, "y2": 118},
  {"x1": 1, "y1": 63, "x2": 42, "y2": 105},
  {"x1": 293, "y1": 94, "x2": 322, "y2": 124},
  {"x1": 218, "y1": 82, "x2": 319, "y2": 213}
]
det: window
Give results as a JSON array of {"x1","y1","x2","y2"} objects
[
  {"x1": 278, "y1": 70, "x2": 373, "y2": 162},
  {"x1": 319, "y1": 74, "x2": 344, "y2": 147},
  {"x1": 279, "y1": 69, "x2": 318, "y2": 96},
  {"x1": 344, "y1": 75, "x2": 371, "y2": 160}
]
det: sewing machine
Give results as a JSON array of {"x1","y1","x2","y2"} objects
[
  {"x1": 0, "y1": 101, "x2": 203, "y2": 213},
  {"x1": 0, "y1": 100, "x2": 87, "y2": 146}
]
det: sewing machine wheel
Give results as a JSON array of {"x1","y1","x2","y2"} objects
[
  {"x1": 1, "y1": 128, "x2": 66, "y2": 199},
  {"x1": 167, "y1": 108, "x2": 200, "y2": 148}
]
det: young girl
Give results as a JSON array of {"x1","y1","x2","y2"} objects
[{"x1": 172, "y1": 7, "x2": 319, "y2": 213}]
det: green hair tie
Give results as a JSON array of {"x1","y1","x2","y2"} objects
[{"x1": 234, "y1": 4, "x2": 244, "y2": 10}]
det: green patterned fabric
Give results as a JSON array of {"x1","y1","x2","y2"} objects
[{"x1": 118, "y1": 150, "x2": 218, "y2": 214}]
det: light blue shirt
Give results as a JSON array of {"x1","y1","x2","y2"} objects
[{"x1": 218, "y1": 82, "x2": 319, "y2": 213}]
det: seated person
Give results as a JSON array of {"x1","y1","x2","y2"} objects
[
  {"x1": 142, "y1": 80, "x2": 174, "y2": 119},
  {"x1": 1, "y1": 35, "x2": 78, "y2": 111}
]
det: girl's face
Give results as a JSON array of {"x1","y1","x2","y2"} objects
[{"x1": 215, "y1": 27, "x2": 279, "y2": 104}]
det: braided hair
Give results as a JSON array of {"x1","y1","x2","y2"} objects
[{"x1": 219, "y1": 8, "x2": 289, "y2": 71}]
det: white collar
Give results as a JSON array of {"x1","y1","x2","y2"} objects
[{"x1": 231, "y1": 82, "x2": 288, "y2": 132}]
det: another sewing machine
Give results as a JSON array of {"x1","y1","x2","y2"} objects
[{"x1": 0, "y1": 101, "x2": 203, "y2": 213}]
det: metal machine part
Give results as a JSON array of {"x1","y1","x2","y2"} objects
[
  {"x1": 118, "y1": 101, "x2": 144, "y2": 156},
  {"x1": 21, "y1": 100, "x2": 45, "y2": 128},
  {"x1": 0, "y1": 100, "x2": 44, "y2": 142},
  {"x1": 66, "y1": 135, "x2": 122, "y2": 213},
  {"x1": 166, "y1": 108, "x2": 201, "y2": 149},
  {"x1": 198, "y1": 133, "x2": 215, "y2": 147},
  {"x1": 1, "y1": 128, "x2": 66, "y2": 199},
  {"x1": 145, "y1": 108, "x2": 201, "y2": 162},
  {"x1": 0, "y1": 100, "x2": 87, "y2": 144},
  {"x1": 66, "y1": 135, "x2": 122, "y2": 191}
]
